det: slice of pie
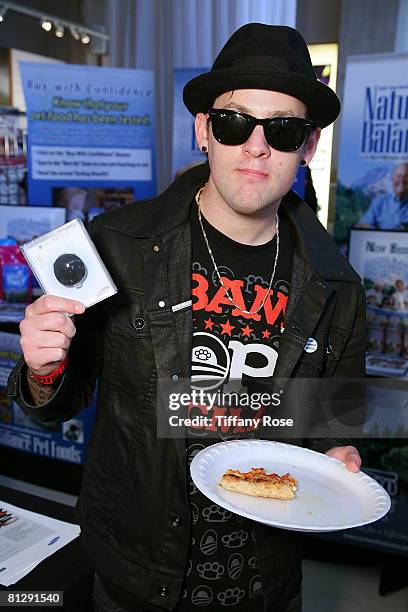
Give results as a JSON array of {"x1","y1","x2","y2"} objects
[{"x1": 219, "y1": 467, "x2": 297, "y2": 500}]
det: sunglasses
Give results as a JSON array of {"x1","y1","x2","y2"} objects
[{"x1": 208, "y1": 108, "x2": 317, "y2": 152}]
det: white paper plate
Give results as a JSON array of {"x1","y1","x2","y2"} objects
[{"x1": 190, "y1": 440, "x2": 391, "y2": 532}]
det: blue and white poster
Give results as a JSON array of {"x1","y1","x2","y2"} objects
[
  {"x1": 20, "y1": 62, "x2": 156, "y2": 217},
  {"x1": 325, "y1": 54, "x2": 408, "y2": 556},
  {"x1": 0, "y1": 331, "x2": 96, "y2": 465},
  {"x1": 334, "y1": 52, "x2": 408, "y2": 246},
  {"x1": 291, "y1": 165, "x2": 307, "y2": 199},
  {"x1": 172, "y1": 67, "x2": 208, "y2": 178},
  {"x1": 348, "y1": 228, "x2": 408, "y2": 377}
]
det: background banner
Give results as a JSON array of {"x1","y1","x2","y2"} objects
[
  {"x1": 0, "y1": 331, "x2": 96, "y2": 465},
  {"x1": 334, "y1": 52, "x2": 408, "y2": 247},
  {"x1": 20, "y1": 62, "x2": 156, "y2": 215},
  {"x1": 308, "y1": 44, "x2": 338, "y2": 228},
  {"x1": 172, "y1": 68, "x2": 207, "y2": 178},
  {"x1": 348, "y1": 229, "x2": 408, "y2": 377}
]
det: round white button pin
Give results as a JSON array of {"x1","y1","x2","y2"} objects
[{"x1": 304, "y1": 337, "x2": 318, "y2": 353}]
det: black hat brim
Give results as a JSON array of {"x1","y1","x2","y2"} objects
[{"x1": 183, "y1": 68, "x2": 340, "y2": 128}]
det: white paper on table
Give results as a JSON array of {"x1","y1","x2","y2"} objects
[{"x1": 0, "y1": 500, "x2": 80, "y2": 586}]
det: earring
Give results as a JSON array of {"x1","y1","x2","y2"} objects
[
  {"x1": 201, "y1": 145, "x2": 207, "y2": 153},
  {"x1": 300, "y1": 159, "x2": 307, "y2": 166}
]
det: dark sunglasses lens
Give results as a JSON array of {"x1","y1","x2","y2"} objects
[
  {"x1": 265, "y1": 119, "x2": 308, "y2": 152},
  {"x1": 211, "y1": 112, "x2": 252, "y2": 145}
]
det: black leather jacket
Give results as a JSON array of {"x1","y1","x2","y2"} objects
[{"x1": 8, "y1": 164, "x2": 366, "y2": 611}]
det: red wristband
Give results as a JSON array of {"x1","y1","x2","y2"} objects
[{"x1": 29, "y1": 357, "x2": 68, "y2": 385}]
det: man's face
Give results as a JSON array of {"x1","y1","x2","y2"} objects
[
  {"x1": 195, "y1": 89, "x2": 320, "y2": 217},
  {"x1": 392, "y1": 165, "x2": 408, "y2": 200},
  {"x1": 396, "y1": 280, "x2": 405, "y2": 292}
]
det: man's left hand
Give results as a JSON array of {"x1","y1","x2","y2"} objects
[{"x1": 325, "y1": 446, "x2": 362, "y2": 472}]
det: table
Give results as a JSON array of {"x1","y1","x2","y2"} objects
[{"x1": 0, "y1": 483, "x2": 94, "y2": 611}]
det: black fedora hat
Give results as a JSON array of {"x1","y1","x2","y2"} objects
[{"x1": 183, "y1": 23, "x2": 340, "y2": 128}]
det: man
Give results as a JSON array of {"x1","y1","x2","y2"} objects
[
  {"x1": 366, "y1": 282, "x2": 383, "y2": 307},
  {"x1": 391, "y1": 279, "x2": 408, "y2": 311},
  {"x1": 357, "y1": 163, "x2": 408, "y2": 229},
  {"x1": 8, "y1": 24, "x2": 366, "y2": 612}
]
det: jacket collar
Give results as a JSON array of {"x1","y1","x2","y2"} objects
[
  {"x1": 103, "y1": 162, "x2": 360, "y2": 283},
  {"x1": 280, "y1": 190, "x2": 360, "y2": 282}
]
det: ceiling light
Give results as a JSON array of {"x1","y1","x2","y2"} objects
[
  {"x1": 0, "y1": 2, "x2": 109, "y2": 50},
  {"x1": 69, "y1": 26, "x2": 80, "y2": 40},
  {"x1": 0, "y1": 5, "x2": 8, "y2": 22},
  {"x1": 54, "y1": 21, "x2": 64, "y2": 38},
  {"x1": 40, "y1": 18, "x2": 52, "y2": 31},
  {"x1": 80, "y1": 31, "x2": 90, "y2": 44}
]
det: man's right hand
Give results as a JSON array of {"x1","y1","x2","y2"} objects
[{"x1": 19, "y1": 295, "x2": 85, "y2": 376}]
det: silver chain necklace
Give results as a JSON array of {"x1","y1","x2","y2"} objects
[{"x1": 195, "y1": 185, "x2": 280, "y2": 316}]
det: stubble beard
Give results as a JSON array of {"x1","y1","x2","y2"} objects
[{"x1": 217, "y1": 181, "x2": 280, "y2": 219}]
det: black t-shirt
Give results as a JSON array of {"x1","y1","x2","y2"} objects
[{"x1": 177, "y1": 203, "x2": 293, "y2": 611}]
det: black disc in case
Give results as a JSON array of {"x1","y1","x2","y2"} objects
[
  {"x1": 53, "y1": 253, "x2": 87, "y2": 287},
  {"x1": 20, "y1": 218, "x2": 117, "y2": 308}
]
